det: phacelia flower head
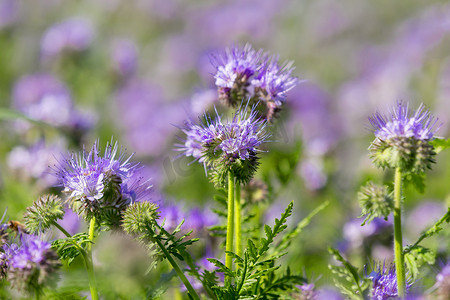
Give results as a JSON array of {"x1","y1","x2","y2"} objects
[
  {"x1": 176, "y1": 104, "x2": 269, "y2": 185},
  {"x1": 368, "y1": 102, "x2": 440, "y2": 172},
  {"x1": 54, "y1": 140, "x2": 152, "y2": 226},
  {"x1": 7, "y1": 235, "x2": 60, "y2": 296},
  {"x1": 368, "y1": 263, "x2": 412, "y2": 300},
  {"x1": 211, "y1": 44, "x2": 262, "y2": 104},
  {"x1": 211, "y1": 44, "x2": 299, "y2": 121}
]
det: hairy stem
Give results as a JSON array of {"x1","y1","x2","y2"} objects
[
  {"x1": 234, "y1": 182, "x2": 242, "y2": 259},
  {"x1": 153, "y1": 233, "x2": 200, "y2": 300},
  {"x1": 226, "y1": 172, "x2": 235, "y2": 280},
  {"x1": 86, "y1": 217, "x2": 99, "y2": 300},
  {"x1": 394, "y1": 168, "x2": 406, "y2": 298}
]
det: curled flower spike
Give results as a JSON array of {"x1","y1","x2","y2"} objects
[
  {"x1": 24, "y1": 194, "x2": 65, "y2": 234},
  {"x1": 211, "y1": 44, "x2": 299, "y2": 121},
  {"x1": 54, "y1": 139, "x2": 152, "y2": 226},
  {"x1": 368, "y1": 102, "x2": 441, "y2": 172}
]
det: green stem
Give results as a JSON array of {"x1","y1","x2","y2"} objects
[
  {"x1": 86, "y1": 217, "x2": 99, "y2": 300},
  {"x1": 52, "y1": 221, "x2": 72, "y2": 238},
  {"x1": 153, "y1": 234, "x2": 200, "y2": 300},
  {"x1": 226, "y1": 172, "x2": 235, "y2": 279},
  {"x1": 234, "y1": 182, "x2": 242, "y2": 258},
  {"x1": 394, "y1": 168, "x2": 406, "y2": 298}
]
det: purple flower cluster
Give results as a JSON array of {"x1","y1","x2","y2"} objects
[
  {"x1": 158, "y1": 202, "x2": 217, "y2": 233},
  {"x1": 41, "y1": 18, "x2": 94, "y2": 59},
  {"x1": 54, "y1": 140, "x2": 152, "y2": 224},
  {"x1": 369, "y1": 263, "x2": 411, "y2": 300},
  {"x1": 369, "y1": 102, "x2": 439, "y2": 141},
  {"x1": 177, "y1": 106, "x2": 269, "y2": 167},
  {"x1": 1, "y1": 235, "x2": 60, "y2": 294},
  {"x1": 12, "y1": 73, "x2": 95, "y2": 131},
  {"x1": 7, "y1": 140, "x2": 65, "y2": 189},
  {"x1": 211, "y1": 44, "x2": 298, "y2": 120}
]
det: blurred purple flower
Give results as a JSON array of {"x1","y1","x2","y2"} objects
[
  {"x1": 406, "y1": 201, "x2": 447, "y2": 237},
  {"x1": 0, "y1": 0, "x2": 19, "y2": 29},
  {"x1": 41, "y1": 18, "x2": 94, "y2": 59},
  {"x1": 7, "y1": 140, "x2": 65, "y2": 188},
  {"x1": 288, "y1": 83, "x2": 339, "y2": 156},
  {"x1": 189, "y1": 0, "x2": 285, "y2": 45},
  {"x1": 299, "y1": 158, "x2": 327, "y2": 191},
  {"x1": 58, "y1": 208, "x2": 80, "y2": 236},
  {"x1": 110, "y1": 38, "x2": 138, "y2": 78},
  {"x1": 115, "y1": 79, "x2": 186, "y2": 157},
  {"x1": 184, "y1": 207, "x2": 218, "y2": 232},
  {"x1": 12, "y1": 73, "x2": 73, "y2": 127},
  {"x1": 435, "y1": 262, "x2": 450, "y2": 300},
  {"x1": 295, "y1": 283, "x2": 318, "y2": 300},
  {"x1": 189, "y1": 89, "x2": 217, "y2": 115},
  {"x1": 158, "y1": 202, "x2": 183, "y2": 232},
  {"x1": 343, "y1": 217, "x2": 392, "y2": 250}
]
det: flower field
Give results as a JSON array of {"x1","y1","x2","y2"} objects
[{"x1": 0, "y1": 1, "x2": 449, "y2": 299}]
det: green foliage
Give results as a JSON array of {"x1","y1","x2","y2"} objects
[
  {"x1": 404, "y1": 246, "x2": 435, "y2": 280},
  {"x1": 24, "y1": 194, "x2": 65, "y2": 234},
  {"x1": 122, "y1": 202, "x2": 199, "y2": 270},
  {"x1": 51, "y1": 233, "x2": 91, "y2": 265},
  {"x1": 358, "y1": 182, "x2": 393, "y2": 225},
  {"x1": 430, "y1": 138, "x2": 450, "y2": 153},
  {"x1": 272, "y1": 201, "x2": 329, "y2": 255},
  {"x1": 207, "y1": 202, "x2": 307, "y2": 299},
  {"x1": 328, "y1": 248, "x2": 371, "y2": 300},
  {"x1": 146, "y1": 270, "x2": 177, "y2": 299},
  {"x1": 403, "y1": 208, "x2": 449, "y2": 279}
]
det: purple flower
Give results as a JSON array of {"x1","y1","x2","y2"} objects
[
  {"x1": 368, "y1": 263, "x2": 412, "y2": 300},
  {"x1": 435, "y1": 262, "x2": 450, "y2": 300},
  {"x1": 177, "y1": 105, "x2": 269, "y2": 179},
  {"x1": 158, "y1": 203, "x2": 183, "y2": 232},
  {"x1": 251, "y1": 56, "x2": 298, "y2": 105},
  {"x1": 210, "y1": 44, "x2": 299, "y2": 119},
  {"x1": 54, "y1": 140, "x2": 151, "y2": 223},
  {"x1": 7, "y1": 140, "x2": 65, "y2": 189},
  {"x1": 41, "y1": 18, "x2": 94, "y2": 59},
  {"x1": 0, "y1": 0, "x2": 19, "y2": 29},
  {"x1": 6, "y1": 236, "x2": 60, "y2": 294},
  {"x1": 115, "y1": 79, "x2": 186, "y2": 157},
  {"x1": 369, "y1": 102, "x2": 439, "y2": 141},
  {"x1": 212, "y1": 44, "x2": 262, "y2": 89},
  {"x1": 299, "y1": 158, "x2": 327, "y2": 191},
  {"x1": 295, "y1": 283, "x2": 318, "y2": 300},
  {"x1": 110, "y1": 38, "x2": 138, "y2": 78},
  {"x1": 12, "y1": 73, "x2": 73, "y2": 127}
]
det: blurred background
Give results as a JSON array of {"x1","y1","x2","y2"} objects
[{"x1": 0, "y1": 0, "x2": 449, "y2": 298}]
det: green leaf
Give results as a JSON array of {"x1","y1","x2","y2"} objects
[
  {"x1": 404, "y1": 246, "x2": 435, "y2": 280},
  {"x1": 431, "y1": 138, "x2": 450, "y2": 153},
  {"x1": 0, "y1": 107, "x2": 52, "y2": 127}
]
